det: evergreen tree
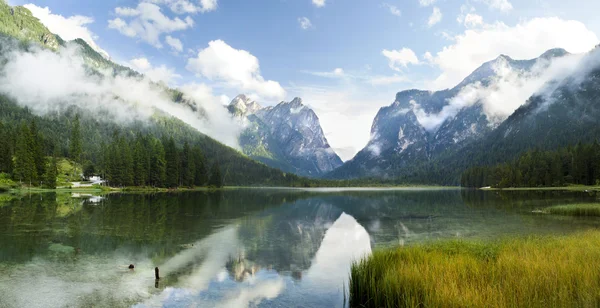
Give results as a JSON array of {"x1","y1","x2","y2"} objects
[
  {"x1": 133, "y1": 136, "x2": 148, "y2": 186},
  {"x1": 69, "y1": 115, "x2": 83, "y2": 177},
  {"x1": 181, "y1": 141, "x2": 195, "y2": 187},
  {"x1": 44, "y1": 155, "x2": 57, "y2": 189},
  {"x1": 149, "y1": 138, "x2": 166, "y2": 187},
  {"x1": 0, "y1": 122, "x2": 13, "y2": 175},
  {"x1": 208, "y1": 162, "x2": 223, "y2": 188},
  {"x1": 164, "y1": 137, "x2": 180, "y2": 188},
  {"x1": 193, "y1": 145, "x2": 207, "y2": 186},
  {"x1": 29, "y1": 120, "x2": 45, "y2": 182},
  {"x1": 13, "y1": 123, "x2": 36, "y2": 184}
]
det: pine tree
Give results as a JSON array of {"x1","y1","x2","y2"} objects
[
  {"x1": 208, "y1": 162, "x2": 223, "y2": 188},
  {"x1": 193, "y1": 145, "x2": 207, "y2": 186},
  {"x1": 149, "y1": 138, "x2": 166, "y2": 187},
  {"x1": 29, "y1": 120, "x2": 45, "y2": 182},
  {"x1": 44, "y1": 155, "x2": 57, "y2": 189},
  {"x1": 181, "y1": 141, "x2": 194, "y2": 187},
  {"x1": 164, "y1": 137, "x2": 180, "y2": 188},
  {"x1": 13, "y1": 123, "x2": 36, "y2": 184},
  {"x1": 0, "y1": 122, "x2": 13, "y2": 175},
  {"x1": 69, "y1": 115, "x2": 83, "y2": 178},
  {"x1": 133, "y1": 136, "x2": 148, "y2": 186}
]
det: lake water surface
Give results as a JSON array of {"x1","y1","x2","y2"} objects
[{"x1": 1, "y1": 188, "x2": 599, "y2": 307}]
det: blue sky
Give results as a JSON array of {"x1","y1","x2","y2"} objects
[{"x1": 9, "y1": 0, "x2": 600, "y2": 160}]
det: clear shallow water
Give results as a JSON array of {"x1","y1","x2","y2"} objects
[{"x1": 1, "y1": 189, "x2": 600, "y2": 307}]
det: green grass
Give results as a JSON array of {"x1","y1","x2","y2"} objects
[
  {"x1": 350, "y1": 231, "x2": 600, "y2": 308},
  {"x1": 482, "y1": 185, "x2": 600, "y2": 191},
  {"x1": 545, "y1": 203, "x2": 600, "y2": 217}
]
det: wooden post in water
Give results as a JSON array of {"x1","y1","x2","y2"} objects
[{"x1": 154, "y1": 267, "x2": 160, "y2": 289}]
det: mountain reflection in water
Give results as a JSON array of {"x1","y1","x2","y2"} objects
[{"x1": 1, "y1": 189, "x2": 599, "y2": 307}]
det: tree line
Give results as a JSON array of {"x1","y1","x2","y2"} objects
[
  {"x1": 100, "y1": 132, "x2": 222, "y2": 188},
  {"x1": 0, "y1": 114, "x2": 223, "y2": 189},
  {"x1": 461, "y1": 142, "x2": 600, "y2": 188}
]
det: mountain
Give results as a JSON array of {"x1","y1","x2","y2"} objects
[
  {"x1": 0, "y1": 1, "x2": 313, "y2": 187},
  {"x1": 328, "y1": 49, "x2": 571, "y2": 179},
  {"x1": 230, "y1": 95, "x2": 343, "y2": 177}
]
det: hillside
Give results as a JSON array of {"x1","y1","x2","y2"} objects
[{"x1": 0, "y1": 2, "x2": 308, "y2": 187}]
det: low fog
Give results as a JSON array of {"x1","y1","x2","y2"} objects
[
  {"x1": 0, "y1": 39, "x2": 242, "y2": 149},
  {"x1": 412, "y1": 52, "x2": 587, "y2": 132}
]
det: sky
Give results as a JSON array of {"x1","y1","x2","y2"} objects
[{"x1": 7, "y1": 0, "x2": 600, "y2": 160}]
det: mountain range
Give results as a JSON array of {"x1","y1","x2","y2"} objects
[
  {"x1": 327, "y1": 47, "x2": 600, "y2": 183},
  {"x1": 229, "y1": 95, "x2": 343, "y2": 177},
  {"x1": 2, "y1": 0, "x2": 600, "y2": 185}
]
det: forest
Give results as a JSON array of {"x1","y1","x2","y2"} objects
[
  {"x1": 0, "y1": 95, "x2": 316, "y2": 189},
  {"x1": 461, "y1": 142, "x2": 600, "y2": 188}
]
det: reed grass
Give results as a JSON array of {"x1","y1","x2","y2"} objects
[
  {"x1": 350, "y1": 231, "x2": 600, "y2": 307},
  {"x1": 545, "y1": 203, "x2": 600, "y2": 217}
]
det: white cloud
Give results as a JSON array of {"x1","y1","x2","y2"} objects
[
  {"x1": 165, "y1": 35, "x2": 183, "y2": 52},
  {"x1": 298, "y1": 17, "x2": 313, "y2": 30},
  {"x1": 0, "y1": 43, "x2": 242, "y2": 149},
  {"x1": 419, "y1": 0, "x2": 436, "y2": 6},
  {"x1": 423, "y1": 51, "x2": 434, "y2": 63},
  {"x1": 428, "y1": 7, "x2": 442, "y2": 27},
  {"x1": 426, "y1": 17, "x2": 599, "y2": 89},
  {"x1": 413, "y1": 53, "x2": 584, "y2": 131},
  {"x1": 108, "y1": 2, "x2": 194, "y2": 48},
  {"x1": 382, "y1": 48, "x2": 420, "y2": 71},
  {"x1": 474, "y1": 0, "x2": 513, "y2": 12},
  {"x1": 463, "y1": 13, "x2": 483, "y2": 28},
  {"x1": 306, "y1": 67, "x2": 345, "y2": 78},
  {"x1": 383, "y1": 3, "x2": 401, "y2": 16},
  {"x1": 288, "y1": 84, "x2": 389, "y2": 161},
  {"x1": 186, "y1": 40, "x2": 286, "y2": 100},
  {"x1": 312, "y1": 0, "x2": 325, "y2": 8},
  {"x1": 23, "y1": 4, "x2": 109, "y2": 59},
  {"x1": 147, "y1": 0, "x2": 218, "y2": 14},
  {"x1": 128, "y1": 57, "x2": 182, "y2": 85}
]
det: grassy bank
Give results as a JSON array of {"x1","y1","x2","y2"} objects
[
  {"x1": 481, "y1": 185, "x2": 600, "y2": 191},
  {"x1": 350, "y1": 231, "x2": 600, "y2": 308},
  {"x1": 544, "y1": 203, "x2": 600, "y2": 217}
]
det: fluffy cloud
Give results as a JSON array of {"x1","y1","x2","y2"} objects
[
  {"x1": 475, "y1": 0, "x2": 513, "y2": 12},
  {"x1": 463, "y1": 13, "x2": 483, "y2": 27},
  {"x1": 383, "y1": 3, "x2": 401, "y2": 16},
  {"x1": 288, "y1": 84, "x2": 389, "y2": 161},
  {"x1": 0, "y1": 43, "x2": 241, "y2": 148},
  {"x1": 298, "y1": 17, "x2": 313, "y2": 30},
  {"x1": 413, "y1": 53, "x2": 584, "y2": 131},
  {"x1": 165, "y1": 35, "x2": 183, "y2": 52},
  {"x1": 419, "y1": 0, "x2": 436, "y2": 6},
  {"x1": 128, "y1": 57, "x2": 182, "y2": 85},
  {"x1": 147, "y1": 0, "x2": 218, "y2": 14},
  {"x1": 23, "y1": 4, "x2": 109, "y2": 58},
  {"x1": 382, "y1": 48, "x2": 420, "y2": 71},
  {"x1": 427, "y1": 17, "x2": 599, "y2": 89},
  {"x1": 312, "y1": 0, "x2": 325, "y2": 8},
  {"x1": 306, "y1": 68, "x2": 345, "y2": 78},
  {"x1": 428, "y1": 7, "x2": 442, "y2": 27},
  {"x1": 186, "y1": 40, "x2": 286, "y2": 100},
  {"x1": 108, "y1": 2, "x2": 194, "y2": 48}
]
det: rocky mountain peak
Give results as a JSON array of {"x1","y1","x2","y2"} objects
[{"x1": 228, "y1": 94, "x2": 262, "y2": 117}]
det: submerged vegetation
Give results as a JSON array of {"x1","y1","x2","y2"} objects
[
  {"x1": 544, "y1": 203, "x2": 600, "y2": 217},
  {"x1": 350, "y1": 231, "x2": 600, "y2": 308}
]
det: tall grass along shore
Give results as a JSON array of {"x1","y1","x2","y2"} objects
[
  {"x1": 544, "y1": 203, "x2": 600, "y2": 217},
  {"x1": 350, "y1": 231, "x2": 600, "y2": 307}
]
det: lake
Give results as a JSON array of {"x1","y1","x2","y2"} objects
[{"x1": 1, "y1": 188, "x2": 599, "y2": 307}]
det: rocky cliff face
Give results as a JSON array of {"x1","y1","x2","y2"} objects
[
  {"x1": 329, "y1": 49, "x2": 570, "y2": 179},
  {"x1": 232, "y1": 96, "x2": 343, "y2": 177}
]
